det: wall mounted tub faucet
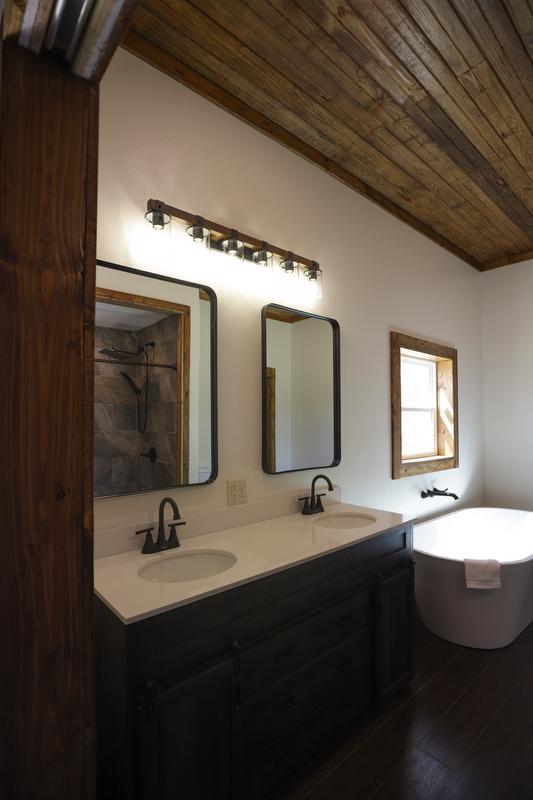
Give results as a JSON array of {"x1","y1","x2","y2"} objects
[
  {"x1": 135, "y1": 496, "x2": 186, "y2": 553},
  {"x1": 299, "y1": 474, "x2": 334, "y2": 515},
  {"x1": 421, "y1": 487, "x2": 459, "y2": 501}
]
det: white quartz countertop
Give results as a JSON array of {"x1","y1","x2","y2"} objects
[{"x1": 94, "y1": 502, "x2": 411, "y2": 624}]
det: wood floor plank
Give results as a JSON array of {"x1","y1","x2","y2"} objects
[
  {"x1": 366, "y1": 624, "x2": 533, "y2": 799},
  {"x1": 369, "y1": 746, "x2": 452, "y2": 800},
  {"x1": 441, "y1": 651, "x2": 533, "y2": 798},
  {"x1": 278, "y1": 623, "x2": 533, "y2": 800},
  {"x1": 275, "y1": 631, "x2": 460, "y2": 799},
  {"x1": 281, "y1": 645, "x2": 494, "y2": 800}
]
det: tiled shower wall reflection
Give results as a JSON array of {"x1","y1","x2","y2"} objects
[
  {"x1": 94, "y1": 316, "x2": 178, "y2": 497},
  {"x1": 137, "y1": 315, "x2": 178, "y2": 491}
]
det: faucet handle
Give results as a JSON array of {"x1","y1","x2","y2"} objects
[
  {"x1": 298, "y1": 496, "x2": 310, "y2": 515},
  {"x1": 135, "y1": 527, "x2": 157, "y2": 554},
  {"x1": 315, "y1": 493, "x2": 326, "y2": 512},
  {"x1": 167, "y1": 520, "x2": 185, "y2": 548}
]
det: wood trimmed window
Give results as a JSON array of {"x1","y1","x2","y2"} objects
[{"x1": 390, "y1": 332, "x2": 458, "y2": 479}]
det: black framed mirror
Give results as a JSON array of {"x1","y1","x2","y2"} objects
[
  {"x1": 261, "y1": 303, "x2": 341, "y2": 474},
  {"x1": 94, "y1": 260, "x2": 217, "y2": 497}
]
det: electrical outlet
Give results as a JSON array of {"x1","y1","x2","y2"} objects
[{"x1": 227, "y1": 479, "x2": 248, "y2": 506}]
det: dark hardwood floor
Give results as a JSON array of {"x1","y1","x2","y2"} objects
[{"x1": 276, "y1": 619, "x2": 533, "y2": 800}]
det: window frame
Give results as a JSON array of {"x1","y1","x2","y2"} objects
[{"x1": 390, "y1": 331, "x2": 458, "y2": 479}]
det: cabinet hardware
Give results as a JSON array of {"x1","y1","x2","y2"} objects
[
  {"x1": 338, "y1": 614, "x2": 353, "y2": 627},
  {"x1": 338, "y1": 659, "x2": 352, "y2": 672}
]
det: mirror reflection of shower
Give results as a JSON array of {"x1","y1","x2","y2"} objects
[
  {"x1": 98, "y1": 342, "x2": 155, "y2": 434},
  {"x1": 93, "y1": 280, "x2": 213, "y2": 498}
]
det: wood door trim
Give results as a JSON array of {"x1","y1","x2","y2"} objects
[
  {"x1": 265, "y1": 367, "x2": 276, "y2": 473},
  {"x1": 95, "y1": 285, "x2": 191, "y2": 316}
]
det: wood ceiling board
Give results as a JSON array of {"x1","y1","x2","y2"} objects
[
  {"x1": 123, "y1": 29, "x2": 482, "y2": 269},
  {"x1": 173, "y1": 0, "x2": 525, "y2": 256},
  {"x1": 129, "y1": 7, "x2": 490, "y2": 258},
  {"x1": 124, "y1": 0, "x2": 533, "y2": 270}
]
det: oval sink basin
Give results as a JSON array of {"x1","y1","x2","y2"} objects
[
  {"x1": 314, "y1": 512, "x2": 377, "y2": 530},
  {"x1": 138, "y1": 550, "x2": 237, "y2": 583}
]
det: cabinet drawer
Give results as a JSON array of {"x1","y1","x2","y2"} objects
[
  {"x1": 244, "y1": 627, "x2": 372, "y2": 745},
  {"x1": 241, "y1": 584, "x2": 373, "y2": 699},
  {"x1": 243, "y1": 632, "x2": 374, "y2": 798}
]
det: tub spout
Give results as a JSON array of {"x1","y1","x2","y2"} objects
[{"x1": 421, "y1": 487, "x2": 459, "y2": 500}]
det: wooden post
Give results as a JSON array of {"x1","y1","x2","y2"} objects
[{"x1": 0, "y1": 40, "x2": 97, "y2": 798}]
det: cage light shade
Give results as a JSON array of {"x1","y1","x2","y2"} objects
[
  {"x1": 221, "y1": 228, "x2": 244, "y2": 258},
  {"x1": 280, "y1": 251, "x2": 299, "y2": 274},
  {"x1": 252, "y1": 240, "x2": 273, "y2": 267},
  {"x1": 186, "y1": 215, "x2": 210, "y2": 245},
  {"x1": 145, "y1": 209, "x2": 170, "y2": 229},
  {"x1": 304, "y1": 260, "x2": 322, "y2": 281}
]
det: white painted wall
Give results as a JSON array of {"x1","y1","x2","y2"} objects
[
  {"x1": 291, "y1": 317, "x2": 334, "y2": 469},
  {"x1": 96, "y1": 49, "x2": 484, "y2": 531},
  {"x1": 265, "y1": 319, "x2": 293, "y2": 471},
  {"x1": 482, "y1": 259, "x2": 533, "y2": 510}
]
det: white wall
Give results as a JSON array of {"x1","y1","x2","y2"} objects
[
  {"x1": 265, "y1": 319, "x2": 293, "y2": 471},
  {"x1": 291, "y1": 317, "x2": 334, "y2": 469},
  {"x1": 482, "y1": 259, "x2": 533, "y2": 509},
  {"x1": 96, "y1": 49, "x2": 484, "y2": 531}
]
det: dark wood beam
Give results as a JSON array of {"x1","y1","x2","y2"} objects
[
  {"x1": 122, "y1": 30, "x2": 483, "y2": 271},
  {"x1": 0, "y1": 40, "x2": 97, "y2": 798}
]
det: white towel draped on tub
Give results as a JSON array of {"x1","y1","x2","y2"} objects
[{"x1": 464, "y1": 559, "x2": 501, "y2": 589}]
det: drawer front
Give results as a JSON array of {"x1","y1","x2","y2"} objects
[
  {"x1": 244, "y1": 627, "x2": 372, "y2": 745},
  {"x1": 241, "y1": 583, "x2": 374, "y2": 700},
  {"x1": 243, "y1": 631, "x2": 374, "y2": 798}
]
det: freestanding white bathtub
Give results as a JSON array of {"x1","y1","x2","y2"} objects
[{"x1": 414, "y1": 507, "x2": 533, "y2": 649}]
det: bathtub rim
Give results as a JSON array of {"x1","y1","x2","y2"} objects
[{"x1": 413, "y1": 505, "x2": 533, "y2": 566}]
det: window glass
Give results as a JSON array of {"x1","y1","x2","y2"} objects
[{"x1": 401, "y1": 355, "x2": 437, "y2": 458}]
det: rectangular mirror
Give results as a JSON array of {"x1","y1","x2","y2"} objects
[
  {"x1": 262, "y1": 304, "x2": 340, "y2": 474},
  {"x1": 94, "y1": 261, "x2": 217, "y2": 498}
]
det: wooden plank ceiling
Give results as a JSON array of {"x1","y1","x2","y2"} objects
[{"x1": 122, "y1": 0, "x2": 533, "y2": 271}]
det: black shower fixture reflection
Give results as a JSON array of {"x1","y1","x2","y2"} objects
[
  {"x1": 98, "y1": 342, "x2": 155, "y2": 434},
  {"x1": 96, "y1": 340, "x2": 178, "y2": 435},
  {"x1": 120, "y1": 371, "x2": 142, "y2": 396}
]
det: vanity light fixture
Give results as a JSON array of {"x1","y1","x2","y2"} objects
[
  {"x1": 304, "y1": 261, "x2": 323, "y2": 282},
  {"x1": 144, "y1": 198, "x2": 324, "y2": 285},
  {"x1": 252, "y1": 241, "x2": 273, "y2": 268},
  {"x1": 221, "y1": 228, "x2": 244, "y2": 259},
  {"x1": 144, "y1": 208, "x2": 170, "y2": 230},
  {"x1": 186, "y1": 215, "x2": 210, "y2": 247},
  {"x1": 280, "y1": 251, "x2": 299, "y2": 275}
]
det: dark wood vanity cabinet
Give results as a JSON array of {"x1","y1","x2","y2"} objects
[
  {"x1": 96, "y1": 524, "x2": 413, "y2": 800},
  {"x1": 138, "y1": 658, "x2": 234, "y2": 800}
]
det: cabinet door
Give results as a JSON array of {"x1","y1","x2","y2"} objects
[
  {"x1": 377, "y1": 562, "x2": 415, "y2": 703},
  {"x1": 137, "y1": 658, "x2": 234, "y2": 800}
]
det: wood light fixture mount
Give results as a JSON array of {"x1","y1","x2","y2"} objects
[{"x1": 145, "y1": 198, "x2": 323, "y2": 283}]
